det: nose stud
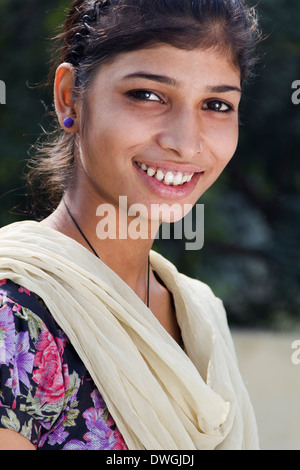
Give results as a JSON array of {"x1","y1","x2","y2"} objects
[{"x1": 197, "y1": 142, "x2": 203, "y2": 154}]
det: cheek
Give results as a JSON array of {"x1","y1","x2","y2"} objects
[
  {"x1": 210, "y1": 123, "x2": 239, "y2": 168},
  {"x1": 201, "y1": 124, "x2": 238, "y2": 193},
  {"x1": 82, "y1": 111, "x2": 146, "y2": 164},
  {"x1": 79, "y1": 121, "x2": 114, "y2": 170}
]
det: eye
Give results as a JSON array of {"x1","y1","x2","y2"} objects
[
  {"x1": 126, "y1": 89, "x2": 163, "y2": 103},
  {"x1": 203, "y1": 99, "x2": 233, "y2": 113}
]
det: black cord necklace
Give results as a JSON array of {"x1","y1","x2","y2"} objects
[{"x1": 63, "y1": 198, "x2": 150, "y2": 308}]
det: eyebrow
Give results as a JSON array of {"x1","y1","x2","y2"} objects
[
  {"x1": 205, "y1": 85, "x2": 242, "y2": 94},
  {"x1": 122, "y1": 72, "x2": 241, "y2": 94},
  {"x1": 122, "y1": 72, "x2": 178, "y2": 87}
]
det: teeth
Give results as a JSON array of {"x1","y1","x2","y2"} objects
[
  {"x1": 164, "y1": 171, "x2": 174, "y2": 185},
  {"x1": 155, "y1": 169, "x2": 164, "y2": 181},
  {"x1": 173, "y1": 173, "x2": 183, "y2": 186},
  {"x1": 137, "y1": 162, "x2": 194, "y2": 186},
  {"x1": 147, "y1": 167, "x2": 156, "y2": 177}
]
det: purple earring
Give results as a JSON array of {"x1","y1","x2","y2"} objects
[{"x1": 63, "y1": 117, "x2": 74, "y2": 128}]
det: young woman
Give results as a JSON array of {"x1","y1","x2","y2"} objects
[{"x1": 0, "y1": 0, "x2": 260, "y2": 450}]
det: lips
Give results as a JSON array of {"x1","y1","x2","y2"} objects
[
  {"x1": 133, "y1": 160, "x2": 203, "y2": 200},
  {"x1": 136, "y1": 161, "x2": 194, "y2": 186}
]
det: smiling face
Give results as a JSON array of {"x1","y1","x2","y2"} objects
[{"x1": 73, "y1": 44, "x2": 241, "y2": 223}]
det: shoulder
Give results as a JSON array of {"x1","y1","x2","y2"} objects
[
  {"x1": 177, "y1": 272, "x2": 239, "y2": 357},
  {"x1": 0, "y1": 279, "x2": 127, "y2": 450},
  {"x1": 175, "y1": 270, "x2": 228, "y2": 317},
  {"x1": 0, "y1": 279, "x2": 70, "y2": 445},
  {"x1": 0, "y1": 280, "x2": 66, "y2": 348},
  {"x1": 0, "y1": 279, "x2": 57, "y2": 328},
  {"x1": 151, "y1": 250, "x2": 230, "y2": 330}
]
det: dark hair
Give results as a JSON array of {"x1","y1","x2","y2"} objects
[{"x1": 27, "y1": 0, "x2": 261, "y2": 218}]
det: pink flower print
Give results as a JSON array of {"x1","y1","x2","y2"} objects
[{"x1": 33, "y1": 330, "x2": 69, "y2": 405}]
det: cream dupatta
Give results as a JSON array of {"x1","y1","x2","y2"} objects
[{"x1": 0, "y1": 221, "x2": 259, "y2": 450}]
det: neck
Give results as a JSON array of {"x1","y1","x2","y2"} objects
[{"x1": 41, "y1": 189, "x2": 159, "y2": 305}]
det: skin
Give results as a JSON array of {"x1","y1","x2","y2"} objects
[
  {"x1": 0, "y1": 44, "x2": 241, "y2": 450},
  {"x1": 46, "y1": 44, "x2": 241, "y2": 336},
  {"x1": 45, "y1": 42, "x2": 241, "y2": 341},
  {"x1": 0, "y1": 429, "x2": 36, "y2": 450}
]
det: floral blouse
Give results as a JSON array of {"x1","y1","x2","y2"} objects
[{"x1": 0, "y1": 279, "x2": 128, "y2": 450}]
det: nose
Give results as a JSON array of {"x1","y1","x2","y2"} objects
[{"x1": 156, "y1": 108, "x2": 203, "y2": 159}]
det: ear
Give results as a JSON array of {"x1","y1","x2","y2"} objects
[{"x1": 54, "y1": 63, "x2": 80, "y2": 133}]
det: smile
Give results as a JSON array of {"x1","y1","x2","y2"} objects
[{"x1": 135, "y1": 162, "x2": 194, "y2": 186}]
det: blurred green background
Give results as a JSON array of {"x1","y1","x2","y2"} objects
[{"x1": 0, "y1": 0, "x2": 299, "y2": 331}]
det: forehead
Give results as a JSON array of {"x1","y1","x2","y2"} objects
[{"x1": 93, "y1": 44, "x2": 241, "y2": 90}]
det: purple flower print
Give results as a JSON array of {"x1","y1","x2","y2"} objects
[
  {"x1": 0, "y1": 304, "x2": 15, "y2": 366},
  {"x1": 80, "y1": 407, "x2": 117, "y2": 450},
  {"x1": 5, "y1": 331, "x2": 34, "y2": 396},
  {"x1": 63, "y1": 390, "x2": 123, "y2": 450},
  {"x1": 0, "y1": 281, "x2": 128, "y2": 450},
  {"x1": 45, "y1": 417, "x2": 70, "y2": 447},
  {"x1": 39, "y1": 386, "x2": 80, "y2": 448}
]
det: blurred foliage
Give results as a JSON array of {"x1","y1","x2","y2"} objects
[{"x1": 0, "y1": 0, "x2": 299, "y2": 330}]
